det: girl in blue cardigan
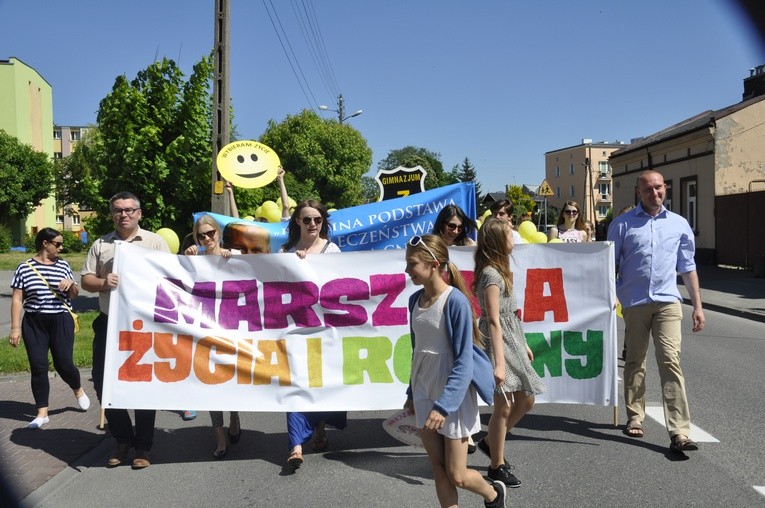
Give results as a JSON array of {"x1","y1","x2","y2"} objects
[{"x1": 404, "y1": 234, "x2": 505, "y2": 508}]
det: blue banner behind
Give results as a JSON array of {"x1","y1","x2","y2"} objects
[{"x1": 194, "y1": 182, "x2": 476, "y2": 252}]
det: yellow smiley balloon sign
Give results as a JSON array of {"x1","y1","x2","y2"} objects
[{"x1": 216, "y1": 140, "x2": 280, "y2": 189}]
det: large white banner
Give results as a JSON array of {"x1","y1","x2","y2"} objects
[{"x1": 102, "y1": 242, "x2": 616, "y2": 411}]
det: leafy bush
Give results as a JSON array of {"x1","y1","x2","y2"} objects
[
  {"x1": 0, "y1": 224, "x2": 12, "y2": 253},
  {"x1": 62, "y1": 230, "x2": 85, "y2": 253}
]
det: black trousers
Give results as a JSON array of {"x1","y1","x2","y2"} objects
[
  {"x1": 22, "y1": 312, "x2": 81, "y2": 408},
  {"x1": 92, "y1": 313, "x2": 156, "y2": 450}
]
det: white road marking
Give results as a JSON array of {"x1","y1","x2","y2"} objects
[
  {"x1": 644, "y1": 406, "x2": 720, "y2": 442},
  {"x1": 753, "y1": 486, "x2": 765, "y2": 498}
]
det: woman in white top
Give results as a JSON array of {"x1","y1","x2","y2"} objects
[
  {"x1": 547, "y1": 201, "x2": 587, "y2": 243},
  {"x1": 281, "y1": 200, "x2": 345, "y2": 469},
  {"x1": 185, "y1": 215, "x2": 240, "y2": 459}
]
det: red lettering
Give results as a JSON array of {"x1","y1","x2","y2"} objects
[
  {"x1": 118, "y1": 328, "x2": 153, "y2": 382},
  {"x1": 523, "y1": 268, "x2": 568, "y2": 322}
]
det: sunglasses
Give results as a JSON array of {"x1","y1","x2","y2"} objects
[
  {"x1": 408, "y1": 235, "x2": 439, "y2": 263},
  {"x1": 564, "y1": 210, "x2": 579, "y2": 215},
  {"x1": 49, "y1": 241, "x2": 64, "y2": 248},
  {"x1": 446, "y1": 222, "x2": 463, "y2": 231},
  {"x1": 301, "y1": 216, "x2": 323, "y2": 225},
  {"x1": 197, "y1": 230, "x2": 216, "y2": 241}
]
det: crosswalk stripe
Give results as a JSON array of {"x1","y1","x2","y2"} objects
[{"x1": 644, "y1": 406, "x2": 719, "y2": 443}]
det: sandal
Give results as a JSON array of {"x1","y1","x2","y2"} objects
[
  {"x1": 312, "y1": 433, "x2": 328, "y2": 452},
  {"x1": 623, "y1": 419, "x2": 644, "y2": 438},
  {"x1": 287, "y1": 450, "x2": 304, "y2": 468},
  {"x1": 670, "y1": 434, "x2": 699, "y2": 452}
]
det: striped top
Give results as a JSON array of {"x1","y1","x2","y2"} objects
[{"x1": 11, "y1": 258, "x2": 75, "y2": 313}]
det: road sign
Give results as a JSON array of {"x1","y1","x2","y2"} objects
[
  {"x1": 375, "y1": 165, "x2": 427, "y2": 201},
  {"x1": 538, "y1": 179, "x2": 554, "y2": 196}
]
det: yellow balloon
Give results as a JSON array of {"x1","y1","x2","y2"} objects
[
  {"x1": 156, "y1": 228, "x2": 180, "y2": 253},
  {"x1": 254, "y1": 206, "x2": 263, "y2": 218},
  {"x1": 243, "y1": 215, "x2": 255, "y2": 222},
  {"x1": 276, "y1": 196, "x2": 297, "y2": 210},
  {"x1": 518, "y1": 221, "x2": 537, "y2": 239},
  {"x1": 616, "y1": 303, "x2": 623, "y2": 318},
  {"x1": 518, "y1": 237, "x2": 528, "y2": 244},
  {"x1": 476, "y1": 219, "x2": 482, "y2": 229},
  {"x1": 260, "y1": 200, "x2": 281, "y2": 222},
  {"x1": 216, "y1": 140, "x2": 280, "y2": 189},
  {"x1": 327, "y1": 208, "x2": 337, "y2": 213},
  {"x1": 529, "y1": 231, "x2": 548, "y2": 244},
  {"x1": 482, "y1": 209, "x2": 492, "y2": 218},
  {"x1": 549, "y1": 238, "x2": 563, "y2": 243}
]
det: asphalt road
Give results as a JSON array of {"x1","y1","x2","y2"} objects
[{"x1": 20, "y1": 306, "x2": 765, "y2": 508}]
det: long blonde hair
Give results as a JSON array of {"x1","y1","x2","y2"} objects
[
  {"x1": 473, "y1": 218, "x2": 513, "y2": 296},
  {"x1": 406, "y1": 234, "x2": 481, "y2": 345}
]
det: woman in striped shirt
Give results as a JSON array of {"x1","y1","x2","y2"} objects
[{"x1": 9, "y1": 228, "x2": 90, "y2": 429}]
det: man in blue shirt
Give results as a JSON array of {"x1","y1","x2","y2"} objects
[{"x1": 608, "y1": 170, "x2": 705, "y2": 453}]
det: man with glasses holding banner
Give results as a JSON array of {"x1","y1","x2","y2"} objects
[{"x1": 81, "y1": 192, "x2": 171, "y2": 469}]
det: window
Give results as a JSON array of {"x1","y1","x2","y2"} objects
[
  {"x1": 70, "y1": 130, "x2": 81, "y2": 141},
  {"x1": 664, "y1": 180, "x2": 673, "y2": 212},
  {"x1": 597, "y1": 205, "x2": 609, "y2": 217},
  {"x1": 53, "y1": 129, "x2": 61, "y2": 139},
  {"x1": 569, "y1": 163, "x2": 575, "y2": 175},
  {"x1": 56, "y1": 215, "x2": 64, "y2": 224},
  {"x1": 53, "y1": 152, "x2": 63, "y2": 159},
  {"x1": 599, "y1": 183, "x2": 611, "y2": 199},
  {"x1": 681, "y1": 178, "x2": 697, "y2": 232},
  {"x1": 598, "y1": 161, "x2": 609, "y2": 177},
  {"x1": 555, "y1": 166, "x2": 560, "y2": 177},
  {"x1": 569, "y1": 185, "x2": 575, "y2": 197},
  {"x1": 556, "y1": 187, "x2": 561, "y2": 198},
  {"x1": 72, "y1": 214, "x2": 81, "y2": 226}
]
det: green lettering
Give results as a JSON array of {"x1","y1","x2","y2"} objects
[
  {"x1": 563, "y1": 330, "x2": 603, "y2": 379},
  {"x1": 342, "y1": 336, "x2": 394, "y2": 385},
  {"x1": 527, "y1": 331, "x2": 562, "y2": 377},
  {"x1": 392, "y1": 333, "x2": 412, "y2": 384}
]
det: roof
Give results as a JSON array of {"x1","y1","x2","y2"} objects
[
  {"x1": 611, "y1": 94, "x2": 765, "y2": 158},
  {"x1": 481, "y1": 192, "x2": 507, "y2": 204}
]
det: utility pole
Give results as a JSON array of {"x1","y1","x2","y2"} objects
[
  {"x1": 320, "y1": 94, "x2": 362, "y2": 125},
  {"x1": 211, "y1": 0, "x2": 231, "y2": 215},
  {"x1": 337, "y1": 94, "x2": 345, "y2": 125}
]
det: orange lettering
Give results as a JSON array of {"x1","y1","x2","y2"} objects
[
  {"x1": 523, "y1": 268, "x2": 568, "y2": 322},
  {"x1": 153, "y1": 333, "x2": 193, "y2": 382},
  {"x1": 194, "y1": 336, "x2": 236, "y2": 384}
]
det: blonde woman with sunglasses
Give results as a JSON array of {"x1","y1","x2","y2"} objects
[
  {"x1": 548, "y1": 201, "x2": 587, "y2": 243},
  {"x1": 404, "y1": 234, "x2": 506, "y2": 508},
  {"x1": 185, "y1": 215, "x2": 239, "y2": 459}
]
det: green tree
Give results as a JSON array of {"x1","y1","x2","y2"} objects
[
  {"x1": 457, "y1": 157, "x2": 481, "y2": 205},
  {"x1": 360, "y1": 175, "x2": 380, "y2": 203},
  {"x1": 377, "y1": 146, "x2": 452, "y2": 190},
  {"x1": 506, "y1": 185, "x2": 537, "y2": 223},
  {"x1": 0, "y1": 130, "x2": 54, "y2": 223},
  {"x1": 259, "y1": 110, "x2": 372, "y2": 209},
  {"x1": 64, "y1": 56, "x2": 214, "y2": 236}
]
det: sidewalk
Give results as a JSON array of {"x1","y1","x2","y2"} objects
[{"x1": 0, "y1": 264, "x2": 763, "y2": 505}]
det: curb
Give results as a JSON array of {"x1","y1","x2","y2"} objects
[{"x1": 682, "y1": 298, "x2": 765, "y2": 324}]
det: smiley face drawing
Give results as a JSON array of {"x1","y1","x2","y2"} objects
[{"x1": 216, "y1": 140, "x2": 281, "y2": 189}]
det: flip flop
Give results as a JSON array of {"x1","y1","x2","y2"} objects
[
  {"x1": 287, "y1": 450, "x2": 304, "y2": 468},
  {"x1": 623, "y1": 420, "x2": 644, "y2": 438}
]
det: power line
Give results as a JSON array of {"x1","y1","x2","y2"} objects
[{"x1": 261, "y1": 0, "x2": 320, "y2": 110}]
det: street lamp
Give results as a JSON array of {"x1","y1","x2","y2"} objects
[{"x1": 320, "y1": 94, "x2": 362, "y2": 125}]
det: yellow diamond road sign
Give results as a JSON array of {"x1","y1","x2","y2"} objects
[{"x1": 538, "y1": 179, "x2": 554, "y2": 196}]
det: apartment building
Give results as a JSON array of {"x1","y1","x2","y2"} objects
[
  {"x1": 53, "y1": 125, "x2": 94, "y2": 233},
  {"x1": 544, "y1": 140, "x2": 626, "y2": 223},
  {"x1": 0, "y1": 57, "x2": 56, "y2": 243}
]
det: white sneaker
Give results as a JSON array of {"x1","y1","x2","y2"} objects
[
  {"x1": 28, "y1": 416, "x2": 49, "y2": 429},
  {"x1": 77, "y1": 393, "x2": 91, "y2": 410}
]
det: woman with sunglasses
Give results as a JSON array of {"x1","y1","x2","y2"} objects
[
  {"x1": 9, "y1": 228, "x2": 90, "y2": 429},
  {"x1": 184, "y1": 215, "x2": 240, "y2": 459},
  {"x1": 281, "y1": 199, "x2": 345, "y2": 469},
  {"x1": 432, "y1": 204, "x2": 477, "y2": 247},
  {"x1": 404, "y1": 234, "x2": 506, "y2": 508},
  {"x1": 473, "y1": 218, "x2": 545, "y2": 489},
  {"x1": 548, "y1": 201, "x2": 587, "y2": 243}
]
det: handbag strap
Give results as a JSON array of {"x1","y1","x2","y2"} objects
[{"x1": 25, "y1": 260, "x2": 76, "y2": 316}]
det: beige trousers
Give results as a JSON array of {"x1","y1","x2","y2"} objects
[{"x1": 622, "y1": 301, "x2": 690, "y2": 438}]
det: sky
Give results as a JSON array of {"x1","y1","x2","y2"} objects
[{"x1": 1, "y1": 0, "x2": 763, "y2": 194}]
